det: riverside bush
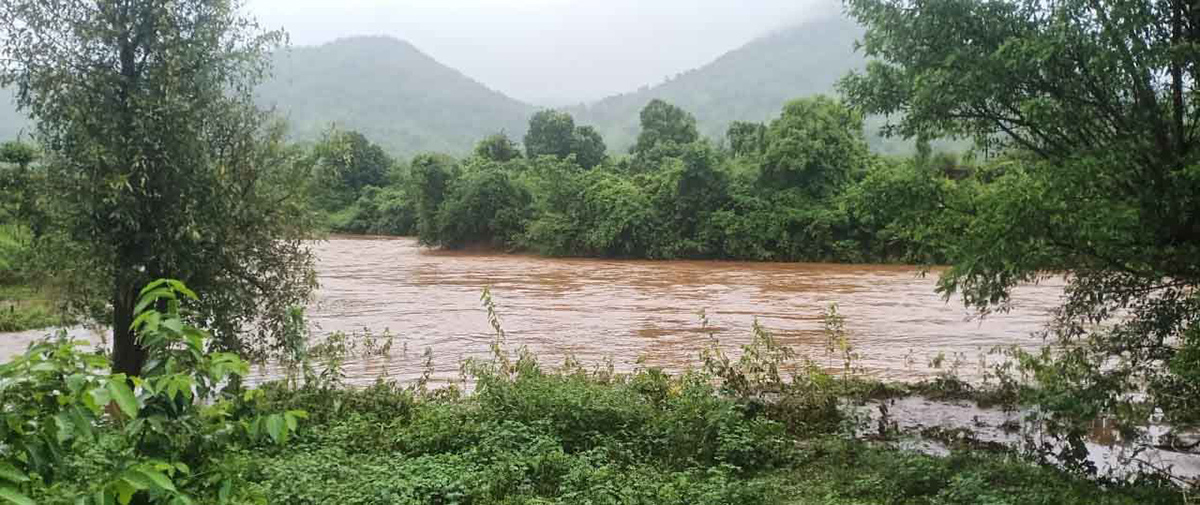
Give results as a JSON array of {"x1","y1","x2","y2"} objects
[{"x1": 0, "y1": 280, "x2": 304, "y2": 504}]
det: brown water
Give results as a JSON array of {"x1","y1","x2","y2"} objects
[
  {"x1": 279, "y1": 236, "x2": 1062, "y2": 384},
  {"x1": 0, "y1": 236, "x2": 1065, "y2": 384}
]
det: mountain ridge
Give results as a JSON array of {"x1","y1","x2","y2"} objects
[{"x1": 0, "y1": 15, "x2": 904, "y2": 156}]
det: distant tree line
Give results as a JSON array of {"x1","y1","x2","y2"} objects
[{"x1": 305, "y1": 96, "x2": 970, "y2": 265}]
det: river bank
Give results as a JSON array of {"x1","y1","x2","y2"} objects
[
  {"x1": 227, "y1": 374, "x2": 1187, "y2": 505},
  {"x1": 0, "y1": 280, "x2": 71, "y2": 332}
]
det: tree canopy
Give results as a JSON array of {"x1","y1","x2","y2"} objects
[
  {"x1": 630, "y1": 99, "x2": 700, "y2": 165},
  {"x1": 842, "y1": 0, "x2": 1200, "y2": 431},
  {"x1": 523, "y1": 110, "x2": 607, "y2": 169},
  {"x1": 760, "y1": 96, "x2": 867, "y2": 196},
  {"x1": 0, "y1": 0, "x2": 318, "y2": 374}
]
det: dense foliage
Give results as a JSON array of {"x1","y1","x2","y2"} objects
[
  {"x1": 233, "y1": 365, "x2": 1178, "y2": 505},
  {"x1": 0, "y1": 0, "x2": 319, "y2": 373},
  {"x1": 842, "y1": 0, "x2": 1200, "y2": 457},
  {"x1": 0, "y1": 280, "x2": 305, "y2": 504},
  {"x1": 2, "y1": 0, "x2": 1197, "y2": 500},
  {"x1": 321, "y1": 97, "x2": 957, "y2": 264},
  {"x1": 0, "y1": 140, "x2": 65, "y2": 332}
]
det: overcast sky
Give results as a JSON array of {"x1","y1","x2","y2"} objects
[{"x1": 245, "y1": 0, "x2": 839, "y2": 106}]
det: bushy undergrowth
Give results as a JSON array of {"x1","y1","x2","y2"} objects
[
  {"x1": 218, "y1": 306, "x2": 1182, "y2": 505},
  {"x1": 221, "y1": 363, "x2": 1181, "y2": 505}
]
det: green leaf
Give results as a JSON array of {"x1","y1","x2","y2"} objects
[
  {"x1": 265, "y1": 414, "x2": 286, "y2": 444},
  {"x1": 0, "y1": 463, "x2": 28, "y2": 484},
  {"x1": 138, "y1": 279, "x2": 171, "y2": 297},
  {"x1": 134, "y1": 468, "x2": 176, "y2": 492},
  {"x1": 165, "y1": 280, "x2": 197, "y2": 300},
  {"x1": 114, "y1": 479, "x2": 137, "y2": 505},
  {"x1": 134, "y1": 287, "x2": 176, "y2": 315},
  {"x1": 218, "y1": 480, "x2": 232, "y2": 504},
  {"x1": 107, "y1": 377, "x2": 138, "y2": 419},
  {"x1": 87, "y1": 386, "x2": 112, "y2": 413},
  {"x1": 0, "y1": 487, "x2": 35, "y2": 505},
  {"x1": 161, "y1": 318, "x2": 183, "y2": 334}
]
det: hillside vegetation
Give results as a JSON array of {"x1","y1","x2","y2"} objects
[
  {"x1": 0, "y1": 16, "x2": 925, "y2": 157},
  {"x1": 573, "y1": 16, "x2": 873, "y2": 152},
  {"x1": 257, "y1": 36, "x2": 535, "y2": 157}
]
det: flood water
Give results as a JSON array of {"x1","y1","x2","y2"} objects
[
  {"x1": 8, "y1": 236, "x2": 1198, "y2": 484},
  {"x1": 0, "y1": 236, "x2": 1065, "y2": 384},
  {"x1": 282, "y1": 236, "x2": 1061, "y2": 384}
]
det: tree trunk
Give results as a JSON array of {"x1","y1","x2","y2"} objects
[{"x1": 111, "y1": 276, "x2": 145, "y2": 376}]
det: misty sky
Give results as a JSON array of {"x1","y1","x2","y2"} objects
[{"x1": 246, "y1": 0, "x2": 839, "y2": 106}]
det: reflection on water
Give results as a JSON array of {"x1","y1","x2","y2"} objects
[{"x1": 1, "y1": 236, "x2": 1064, "y2": 385}]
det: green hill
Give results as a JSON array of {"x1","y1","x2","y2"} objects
[
  {"x1": 258, "y1": 36, "x2": 534, "y2": 157},
  {"x1": 0, "y1": 17, "x2": 931, "y2": 156},
  {"x1": 569, "y1": 16, "x2": 919, "y2": 153}
]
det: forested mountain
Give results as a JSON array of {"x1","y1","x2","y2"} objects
[
  {"x1": 569, "y1": 16, "x2": 917, "y2": 153},
  {"x1": 258, "y1": 36, "x2": 535, "y2": 157},
  {"x1": 0, "y1": 17, "x2": 921, "y2": 156}
]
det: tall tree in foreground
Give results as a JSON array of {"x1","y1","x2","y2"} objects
[
  {"x1": 842, "y1": 0, "x2": 1200, "y2": 449},
  {"x1": 0, "y1": 0, "x2": 317, "y2": 375}
]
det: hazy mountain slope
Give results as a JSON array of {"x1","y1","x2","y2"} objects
[
  {"x1": 0, "y1": 37, "x2": 535, "y2": 156},
  {"x1": 0, "y1": 21, "x2": 929, "y2": 156},
  {"x1": 0, "y1": 88, "x2": 32, "y2": 141},
  {"x1": 258, "y1": 36, "x2": 535, "y2": 157},
  {"x1": 570, "y1": 16, "x2": 918, "y2": 153}
]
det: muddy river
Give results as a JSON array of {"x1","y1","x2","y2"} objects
[{"x1": 1, "y1": 236, "x2": 1066, "y2": 384}]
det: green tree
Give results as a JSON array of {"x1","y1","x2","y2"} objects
[
  {"x1": 759, "y1": 96, "x2": 867, "y2": 197},
  {"x1": 0, "y1": 140, "x2": 39, "y2": 226},
  {"x1": 434, "y1": 166, "x2": 532, "y2": 249},
  {"x1": 523, "y1": 110, "x2": 607, "y2": 169},
  {"x1": 320, "y1": 130, "x2": 391, "y2": 191},
  {"x1": 572, "y1": 125, "x2": 607, "y2": 170},
  {"x1": 726, "y1": 121, "x2": 766, "y2": 158},
  {"x1": 0, "y1": 0, "x2": 317, "y2": 374},
  {"x1": 0, "y1": 140, "x2": 36, "y2": 170},
  {"x1": 842, "y1": 0, "x2": 1200, "y2": 436},
  {"x1": 410, "y1": 153, "x2": 458, "y2": 244},
  {"x1": 474, "y1": 132, "x2": 523, "y2": 163},
  {"x1": 631, "y1": 99, "x2": 699, "y2": 162},
  {"x1": 524, "y1": 110, "x2": 578, "y2": 160}
]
